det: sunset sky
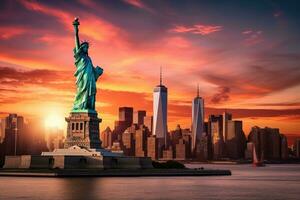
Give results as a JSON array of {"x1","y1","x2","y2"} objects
[{"x1": 0, "y1": 0, "x2": 299, "y2": 139}]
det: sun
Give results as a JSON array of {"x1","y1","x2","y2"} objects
[{"x1": 44, "y1": 114, "x2": 65, "y2": 129}]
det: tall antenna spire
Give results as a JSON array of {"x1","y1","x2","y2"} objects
[
  {"x1": 160, "y1": 66, "x2": 162, "y2": 85},
  {"x1": 197, "y1": 83, "x2": 199, "y2": 97}
]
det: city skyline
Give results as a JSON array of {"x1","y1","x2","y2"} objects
[{"x1": 0, "y1": 0, "x2": 300, "y2": 137}]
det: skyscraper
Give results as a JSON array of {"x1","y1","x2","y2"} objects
[
  {"x1": 208, "y1": 114, "x2": 224, "y2": 159},
  {"x1": 248, "y1": 126, "x2": 282, "y2": 160},
  {"x1": 133, "y1": 110, "x2": 146, "y2": 126},
  {"x1": 121, "y1": 128, "x2": 135, "y2": 156},
  {"x1": 191, "y1": 85, "x2": 204, "y2": 153},
  {"x1": 119, "y1": 107, "x2": 133, "y2": 125},
  {"x1": 135, "y1": 125, "x2": 149, "y2": 157},
  {"x1": 114, "y1": 107, "x2": 134, "y2": 139},
  {"x1": 4, "y1": 114, "x2": 24, "y2": 155},
  {"x1": 153, "y1": 67, "x2": 168, "y2": 152},
  {"x1": 222, "y1": 111, "x2": 232, "y2": 142},
  {"x1": 226, "y1": 120, "x2": 246, "y2": 159},
  {"x1": 100, "y1": 126, "x2": 113, "y2": 148},
  {"x1": 280, "y1": 134, "x2": 288, "y2": 160}
]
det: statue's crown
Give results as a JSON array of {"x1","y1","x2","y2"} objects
[{"x1": 81, "y1": 40, "x2": 89, "y2": 46}]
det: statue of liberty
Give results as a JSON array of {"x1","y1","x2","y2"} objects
[{"x1": 72, "y1": 17, "x2": 103, "y2": 113}]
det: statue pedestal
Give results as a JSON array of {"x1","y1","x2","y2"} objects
[{"x1": 64, "y1": 112, "x2": 102, "y2": 149}]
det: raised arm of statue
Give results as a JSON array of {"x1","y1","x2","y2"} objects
[{"x1": 73, "y1": 17, "x2": 80, "y2": 51}]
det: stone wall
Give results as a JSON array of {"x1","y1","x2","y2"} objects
[{"x1": 3, "y1": 155, "x2": 153, "y2": 169}]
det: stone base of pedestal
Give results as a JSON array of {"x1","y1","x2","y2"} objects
[
  {"x1": 3, "y1": 145, "x2": 154, "y2": 170},
  {"x1": 64, "y1": 112, "x2": 102, "y2": 149}
]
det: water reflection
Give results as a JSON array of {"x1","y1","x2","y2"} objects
[
  {"x1": 61, "y1": 178, "x2": 100, "y2": 200},
  {"x1": 0, "y1": 164, "x2": 299, "y2": 200}
]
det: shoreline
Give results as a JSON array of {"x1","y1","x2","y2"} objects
[{"x1": 0, "y1": 168, "x2": 231, "y2": 177}]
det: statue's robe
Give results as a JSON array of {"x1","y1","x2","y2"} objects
[{"x1": 73, "y1": 46, "x2": 103, "y2": 111}]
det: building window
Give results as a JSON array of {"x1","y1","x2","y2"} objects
[
  {"x1": 80, "y1": 123, "x2": 83, "y2": 130},
  {"x1": 76, "y1": 123, "x2": 79, "y2": 130},
  {"x1": 72, "y1": 123, "x2": 75, "y2": 130}
]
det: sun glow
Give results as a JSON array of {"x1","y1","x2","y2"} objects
[{"x1": 44, "y1": 114, "x2": 65, "y2": 129}]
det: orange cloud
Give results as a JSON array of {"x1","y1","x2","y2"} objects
[
  {"x1": 170, "y1": 24, "x2": 223, "y2": 35},
  {"x1": 20, "y1": 0, "x2": 127, "y2": 44},
  {"x1": 21, "y1": 0, "x2": 72, "y2": 28}
]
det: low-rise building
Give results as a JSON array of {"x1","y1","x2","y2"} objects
[
  {"x1": 147, "y1": 135, "x2": 158, "y2": 160},
  {"x1": 294, "y1": 138, "x2": 300, "y2": 158}
]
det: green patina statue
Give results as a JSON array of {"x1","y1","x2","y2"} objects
[{"x1": 72, "y1": 17, "x2": 103, "y2": 113}]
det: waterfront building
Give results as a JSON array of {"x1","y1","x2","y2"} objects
[
  {"x1": 176, "y1": 138, "x2": 189, "y2": 160},
  {"x1": 280, "y1": 134, "x2": 288, "y2": 160},
  {"x1": 166, "y1": 125, "x2": 193, "y2": 160},
  {"x1": 194, "y1": 135, "x2": 209, "y2": 161},
  {"x1": 0, "y1": 142, "x2": 3, "y2": 167},
  {"x1": 135, "y1": 125, "x2": 149, "y2": 157},
  {"x1": 133, "y1": 110, "x2": 146, "y2": 126},
  {"x1": 163, "y1": 146, "x2": 174, "y2": 160},
  {"x1": 153, "y1": 68, "x2": 168, "y2": 156},
  {"x1": 121, "y1": 128, "x2": 135, "y2": 156},
  {"x1": 147, "y1": 135, "x2": 158, "y2": 160},
  {"x1": 226, "y1": 120, "x2": 246, "y2": 159},
  {"x1": 0, "y1": 118, "x2": 5, "y2": 166},
  {"x1": 191, "y1": 85, "x2": 204, "y2": 154},
  {"x1": 209, "y1": 115, "x2": 224, "y2": 159},
  {"x1": 207, "y1": 112, "x2": 247, "y2": 160},
  {"x1": 0, "y1": 118, "x2": 5, "y2": 143},
  {"x1": 248, "y1": 126, "x2": 283, "y2": 160},
  {"x1": 100, "y1": 127, "x2": 115, "y2": 148},
  {"x1": 170, "y1": 124, "x2": 182, "y2": 148},
  {"x1": 215, "y1": 112, "x2": 247, "y2": 159},
  {"x1": 4, "y1": 114, "x2": 24, "y2": 155},
  {"x1": 1, "y1": 114, "x2": 47, "y2": 157},
  {"x1": 182, "y1": 134, "x2": 192, "y2": 158},
  {"x1": 269, "y1": 130, "x2": 281, "y2": 159}
]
